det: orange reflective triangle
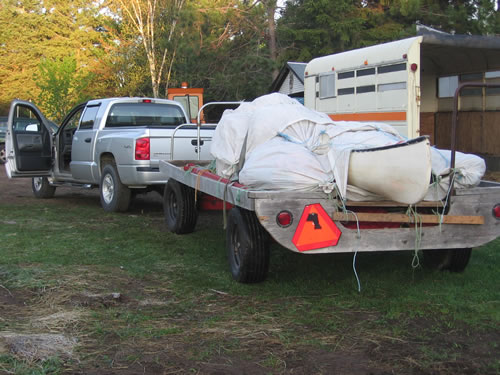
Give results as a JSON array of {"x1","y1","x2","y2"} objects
[{"x1": 292, "y1": 204, "x2": 341, "y2": 252}]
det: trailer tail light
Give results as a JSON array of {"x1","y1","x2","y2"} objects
[
  {"x1": 411, "y1": 63, "x2": 418, "y2": 72},
  {"x1": 135, "y1": 137, "x2": 150, "y2": 160},
  {"x1": 493, "y1": 204, "x2": 500, "y2": 219},
  {"x1": 277, "y1": 211, "x2": 293, "y2": 228}
]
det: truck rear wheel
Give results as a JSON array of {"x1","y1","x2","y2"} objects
[
  {"x1": 100, "y1": 164, "x2": 131, "y2": 212},
  {"x1": 163, "y1": 180, "x2": 198, "y2": 234},
  {"x1": 227, "y1": 207, "x2": 270, "y2": 283},
  {"x1": 423, "y1": 248, "x2": 472, "y2": 272},
  {"x1": 32, "y1": 177, "x2": 56, "y2": 199}
]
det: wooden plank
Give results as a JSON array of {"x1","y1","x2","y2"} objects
[
  {"x1": 419, "y1": 112, "x2": 435, "y2": 145},
  {"x1": 483, "y1": 112, "x2": 500, "y2": 156},
  {"x1": 344, "y1": 200, "x2": 444, "y2": 208},
  {"x1": 332, "y1": 212, "x2": 484, "y2": 225}
]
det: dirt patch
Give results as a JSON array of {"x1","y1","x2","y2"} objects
[{"x1": 0, "y1": 167, "x2": 163, "y2": 214}]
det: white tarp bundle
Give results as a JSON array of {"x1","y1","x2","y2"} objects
[
  {"x1": 210, "y1": 93, "x2": 333, "y2": 179},
  {"x1": 425, "y1": 148, "x2": 486, "y2": 200},
  {"x1": 210, "y1": 93, "x2": 485, "y2": 202}
]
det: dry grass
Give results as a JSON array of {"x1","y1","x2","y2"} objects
[{"x1": 0, "y1": 332, "x2": 77, "y2": 361}]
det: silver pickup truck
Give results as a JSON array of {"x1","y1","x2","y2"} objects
[{"x1": 4, "y1": 98, "x2": 215, "y2": 211}]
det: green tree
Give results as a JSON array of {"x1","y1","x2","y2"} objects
[
  {"x1": 169, "y1": 0, "x2": 274, "y2": 101},
  {"x1": 35, "y1": 56, "x2": 94, "y2": 122},
  {"x1": 276, "y1": 0, "x2": 499, "y2": 65},
  {"x1": 0, "y1": 0, "x2": 116, "y2": 113}
]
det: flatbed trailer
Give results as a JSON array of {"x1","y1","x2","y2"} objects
[{"x1": 160, "y1": 159, "x2": 500, "y2": 283}]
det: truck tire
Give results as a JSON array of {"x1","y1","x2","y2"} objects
[
  {"x1": 163, "y1": 180, "x2": 198, "y2": 234},
  {"x1": 423, "y1": 248, "x2": 472, "y2": 272},
  {"x1": 226, "y1": 207, "x2": 270, "y2": 283},
  {"x1": 0, "y1": 143, "x2": 6, "y2": 164},
  {"x1": 32, "y1": 177, "x2": 56, "y2": 199},
  {"x1": 100, "y1": 164, "x2": 131, "y2": 212}
]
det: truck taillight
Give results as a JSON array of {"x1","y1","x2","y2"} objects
[
  {"x1": 493, "y1": 204, "x2": 500, "y2": 219},
  {"x1": 135, "y1": 137, "x2": 150, "y2": 160}
]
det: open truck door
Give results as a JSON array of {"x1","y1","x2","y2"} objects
[{"x1": 5, "y1": 100, "x2": 54, "y2": 178}]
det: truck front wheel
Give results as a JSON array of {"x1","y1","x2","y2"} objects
[
  {"x1": 100, "y1": 164, "x2": 131, "y2": 212},
  {"x1": 32, "y1": 177, "x2": 56, "y2": 199},
  {"x1": 0, "y1": 143, "x2": 6, "y2": 164},
  {"x1": 423, "y1": 248, "x2": 472, "y2": 272},
  {"x1": 163, "y1": 180, "x2": 198, "y2": 234},
  {"x1": 227, "y1": 207, "x2": 270, "y2": 283}
]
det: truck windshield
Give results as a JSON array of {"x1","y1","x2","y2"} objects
[{"x1": 105, "y1": 103, "x2": 186, "y2": 127}]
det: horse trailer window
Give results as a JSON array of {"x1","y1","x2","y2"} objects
[
  {"x1": 486, "y1": 87, "x2": 500, "y2": 95},
  {"x1": 356, "y1": 85, "x2": 375, "y2": 94},
  {"x1": 486, "y1": 71, "x2": 500, "y2": 79},
  {"x1": 356, "y1": 68, "x2": 375, "y2": 77},
  {"x1": 319, "y1": 73, "x2": 336, "y2": 99},
  {"x1": 438, "y1": 76, "x2": 459, "y2": 98},
  {"x1": 338, "y1": 71, "x2": 355, "y2": 80},
  {"x1": 378, "y1": 82, "x2": 406, "y2": 92},
  {"x1": 378, "y1": 63, "x2": 406, "y2": 74},
  {"x1": 338, "y1": 87, "x2": 355, "y2": 95},
  {"x1": 460, "y1": 73, "x2": 483, "y2": 82}
]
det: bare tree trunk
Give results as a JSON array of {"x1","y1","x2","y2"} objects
[
  {"x1": 113, "y1": 0, "x2": 185, "y2": 98},
  {"x1": 266, "y1": 0, "x2": 278, "y2": 80}
]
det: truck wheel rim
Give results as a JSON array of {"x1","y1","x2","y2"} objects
[
  {"x1": 102, "y1": 174, "x2": 114, "y2": 204},
  {"x1": 0, "y1": 147, "x2": 5, "y2": 164},
  {"x1": 33, "y1": 177, "x2": 43, "y2": 191}
]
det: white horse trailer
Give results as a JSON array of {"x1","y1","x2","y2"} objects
[{"x1": 303, "y1": 33, "x2": 500, "y2": 162}]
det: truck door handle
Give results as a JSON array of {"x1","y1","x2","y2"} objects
[
  {"x1": 84, "y1": 138, "x2": 91, "y2": 143},
  {"x1": 191, "y1": 139, "x2": 204, "y2": 146}
]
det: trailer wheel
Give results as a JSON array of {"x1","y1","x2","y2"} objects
[
  {"x1": 163, "y1": 180, "x2": 198, "y2": 234},
  {"x1": 226, "y1": 207, "x2": 270, "y2": 283},
  {"x1": 423, "y1": 248, "x2": 472, "y2": 272},
  {"x1": 32, "y1": 177, "x2": 56, "y2": 199},
  {"x1": 100, "y1": 164, "x2": 131, "y2": 212}
]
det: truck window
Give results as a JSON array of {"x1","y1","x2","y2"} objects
[
  {"x1": 105, "y1": 103, "x2": 186, "y2": 128},
  {"x1": 79, "y1": 105, "x2": 100, "y2": 130}
]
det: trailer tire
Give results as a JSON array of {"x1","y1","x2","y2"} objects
[
  {"x1": 227, "y1": 207, "x2": 270, "y2": 283},
  {"x1": 32, "y1": 177, "x2": 56, "y2": 199},
  {"x1": 100, "y1": 164, "x2": 131, "y2": 212},
  {"x1": 423, "y1": 248, "x2": 472, "y2": 272},
  {"x1": 163, "y1": 180, "x2": 198, "y2": 234}
]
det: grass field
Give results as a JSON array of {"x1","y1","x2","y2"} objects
[{"x1": 0, "y1": 186, "x2": 499, "y2": 374}]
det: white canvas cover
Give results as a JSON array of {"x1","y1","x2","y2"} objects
[
  {"x1": 210, "y1": 93, "x2": 333, "y2": 179},
  {"x1": 211, "y1": 93, "x2": 485, "y2": 202},
  {"x1": 425, "y1": 148, "x2": 486, "y2": 201},
  {"x1": 238, "y1": 137, "x2": 335, "y2": 192}
]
